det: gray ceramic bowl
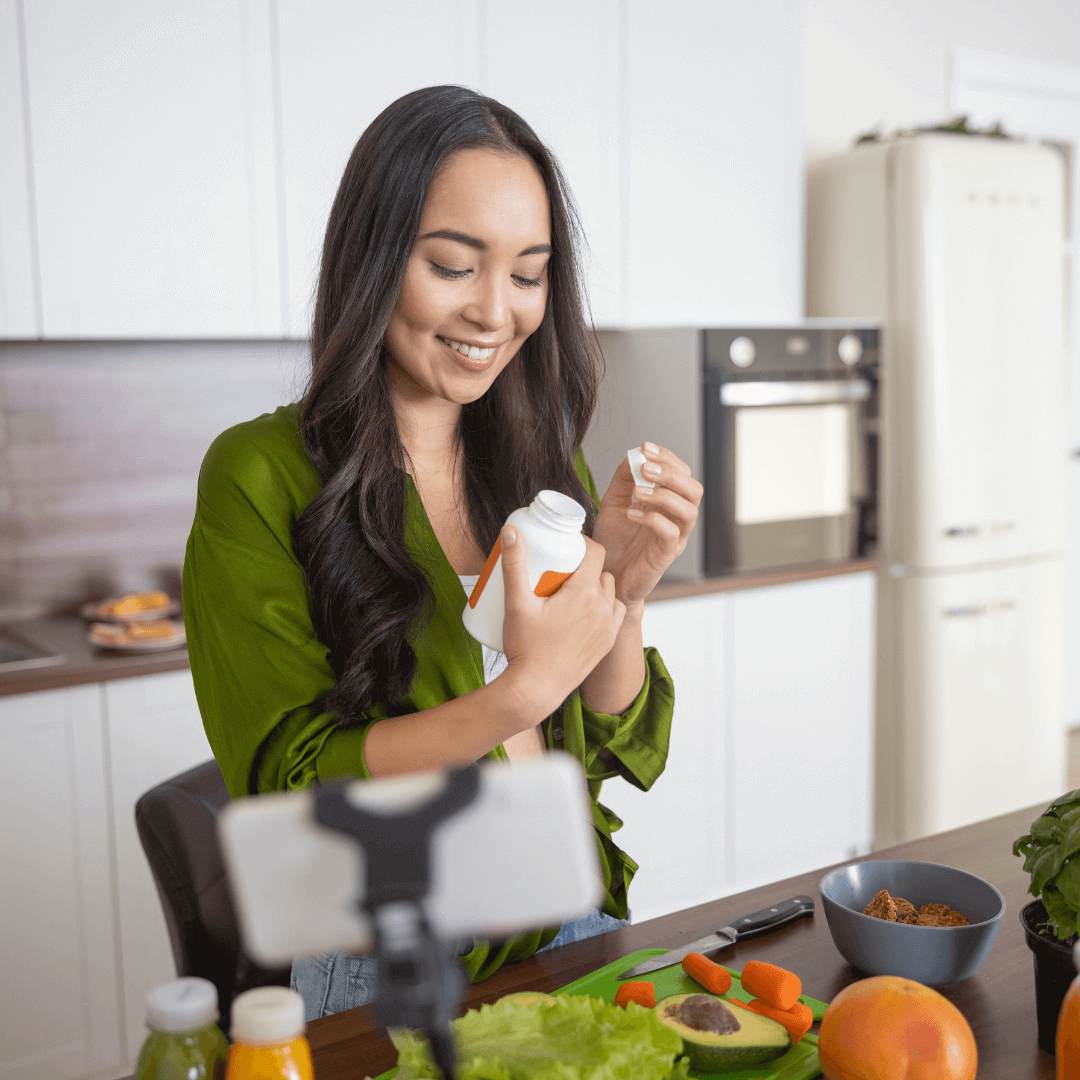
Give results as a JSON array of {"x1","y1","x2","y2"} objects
[{"x1": 819, "y1": 860, "x2": 1006, "y2": 986}]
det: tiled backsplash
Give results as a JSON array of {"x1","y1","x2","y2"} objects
[{"x1": 0, "y1": 340, "x2": 308, "y2": 618}]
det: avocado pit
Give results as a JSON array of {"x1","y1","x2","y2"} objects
[{"x1": 666, "y1": 995, "x2": 741, "y2": 1035}]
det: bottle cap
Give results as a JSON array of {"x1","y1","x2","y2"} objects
[
  {"x1": 231, "y1": 986, "x2": 306, "y2": 1046},
  {"x1": 146, "y1": 977, "x2": 219, "y2": 1033},
  {"x1": 626, "y1": 447, "x2": 655, "y2": 489}
]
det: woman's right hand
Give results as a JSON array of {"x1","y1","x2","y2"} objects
[{"x1": 498, "y1": 528, "x2": 627, "y2": 725}]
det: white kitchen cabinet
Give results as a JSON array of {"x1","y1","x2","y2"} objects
[
  {"x1": 620, "y1": 0, "x2": 803, "y2": 325},
  {"x1": 276, "y1": 1, "x2": 803, "y2": 333},
  {"x1": 20, "y1": 0, "x2": 282, "y2": 337},
  {"x1": 4, "y1": 3, "x2": 804, "y2": 337},
  {"x1": 482, "y1": 1, "x2": 622, "y2": 326},
  {"x1": 0, "y1": 686, "x2": 123, "y2": 1080},
  {"x1": 726, "y1": 573, "x2": 875, "y2": 889},
  {"x1": 598, "y1": 593, "x2": 726, "y2": 924},
  {"x1": 275, "y1": 0, "x2": 481, "y2": 336},
  {"x1": 0, "y1": 0, "x2": 39, "y2": 337},
  {"x1": 601, "y1": 571, "x2": 875, "y2": 924},
  {"x1": 0, "y1": 670, "x2": 213, "y2": 1080},
  {"x1": 105, "y1": 670, "x2": 214, "y2": 1069}
]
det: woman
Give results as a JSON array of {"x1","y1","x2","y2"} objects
[{"x1": 183, "y1": 85, "x2": 702, "y2": 1019}]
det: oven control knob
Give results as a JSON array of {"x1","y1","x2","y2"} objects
[
  {"x1": 730, "y1": 336, "x2": 756, "y2": 367},
  {"x1": 838, "y1": 334, "x2": 863, "y2": 365}
]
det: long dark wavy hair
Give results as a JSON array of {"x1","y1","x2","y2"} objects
[{"x1": 293, "y1": 85, "x2": 602, "y2": 728}]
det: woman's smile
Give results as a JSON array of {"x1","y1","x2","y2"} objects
[{"x1": 437, "y1": 334, "x2": 501, "y2": 367}]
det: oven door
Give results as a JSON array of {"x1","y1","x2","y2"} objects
[{"x1": 704, "y1": 378, "x2": 871, "y2": 574}]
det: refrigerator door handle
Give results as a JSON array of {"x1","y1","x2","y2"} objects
[{"x1": 943, "y1": 605, "x2": 986, "y2": 618}]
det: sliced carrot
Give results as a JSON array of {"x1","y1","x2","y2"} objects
[
  {"x1": 728, "y1": 997, "x2": 814, "y2": 1044},
  {"x1": 614, "y1": 981, "x2": 656, "y2": 1009},
  {"x1": 681, "y1": 952, "x2": 733, "y2": 996},
  {"x1": 739, "y1": 960, "x2": 802, "y2": 1011}
]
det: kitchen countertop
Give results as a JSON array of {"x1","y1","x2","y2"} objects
[
  {"x1": 0, "y1": 558, "x2": 878, "y2": 697},
  {"x1": 302, "y1": 802, "x2": 1052, "y2": 1079},
  {"x1": 0, "y1": 616, "x2": 190, "y2": 697}
]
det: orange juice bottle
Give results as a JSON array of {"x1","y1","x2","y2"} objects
[
  {"x1": 1058, "y1": 941, "x2": 1080, "y2": 1079},
  {"x1": 226, "y1": 987, "x2": 313, "y2": 1080}
]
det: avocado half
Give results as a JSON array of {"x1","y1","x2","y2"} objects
[
  {"x1": 493, "y1": 992, "x2": 556, "y2": 1008},
  {"x1": 654, "y1": 993, "x2": 791, "y2": 1072}
]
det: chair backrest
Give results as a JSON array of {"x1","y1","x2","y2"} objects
[{"x1": 134, "y1": 759, "x2": 291, "y2": 1021}]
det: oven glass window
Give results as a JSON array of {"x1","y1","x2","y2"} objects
[{"x1": 734, "y1": 403, "x2": 850, "y2": 524}]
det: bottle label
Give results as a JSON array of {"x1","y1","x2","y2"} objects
[
  {"x1": 468, "y1": 539, "x2": 575, "y2": 608},
  {"x1": 469, "y1": 539, "x2": 502, "y2": 609},
  {"x1": 534, "y1": 570, "x2": 572, "y2": 596}
]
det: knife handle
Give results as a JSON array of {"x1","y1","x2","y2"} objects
[{"x1": 726, "y1": 895, "x2": 814, "y2": 941}]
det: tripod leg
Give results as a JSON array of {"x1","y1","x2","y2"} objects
[{"x1": 425, "y1": 1024, "x2": 456, "y2": 1080}]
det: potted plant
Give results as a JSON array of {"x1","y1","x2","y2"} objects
[{"x1": 1014, "y1": 789, "x2": 1080, "y2": 1053}]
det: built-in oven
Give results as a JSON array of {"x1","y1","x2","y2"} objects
[
  {"x1": 702, "y1": 326, "x2": 880, "y2": 575},
  {"x1": 587, "y1": 324, "x2": 879, "y2": 580}
]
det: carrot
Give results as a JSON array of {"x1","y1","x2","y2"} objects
[
  {"x1": 681, "y1": 952, "x2": 733, "y2": 995},
  {"x1": 739, "y1": 960, "x2": 802, "y2": 1011},
  {"x1": 614, "y1": 981, "x2": 656, "y2": 1009},
  {"x1": 728, "y1": 997, "x2": 814, "y2": 1044}
]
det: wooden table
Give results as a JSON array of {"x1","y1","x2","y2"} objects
[{"x1": 306, "y1": 803, "x2": 1053, "y2": 1079}]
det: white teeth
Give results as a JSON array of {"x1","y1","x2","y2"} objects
[{"x1": 443, "y1": 337, "x2": 495, "y2": 360}]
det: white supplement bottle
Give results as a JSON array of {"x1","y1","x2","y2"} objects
[{"x1": 462, "y1": 489, "x2": 587, "y2": 654}]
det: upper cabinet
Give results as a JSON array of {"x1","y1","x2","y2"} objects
[
  {"x1": 0, "y1": 0, "x2": 39, "y2": 337},
  {"x1": 20, "y1": 0, "x2": 283, "y2": 338},
  {"x1": 621, "y1": 0, "x2": 803, "y2": 326},
  {"x1": 480, "y1": 0, "x2": 622, "y2": 326},
  {"x1": 274, "y1": 0, "x2": 481, "y2": 337},
  {"x1": 2, "y1": 1, "x2": 802, "y2": 339}
]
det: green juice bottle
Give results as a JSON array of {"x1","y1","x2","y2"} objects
[{"x1": 135, "y1": 977, "x2": 229, "y2": 1080}]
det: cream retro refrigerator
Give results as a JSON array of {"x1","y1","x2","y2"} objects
[{"x1": 807, "y1": 134, "x2": 1066, "y2": 846}]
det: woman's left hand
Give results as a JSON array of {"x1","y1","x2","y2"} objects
[{"x1": 591, "y1": 442, "x2": 704, "y2": 606}]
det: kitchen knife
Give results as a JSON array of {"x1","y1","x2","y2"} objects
[{"x1": 615, "y1": 895, "x2": 815, "y2": 980}]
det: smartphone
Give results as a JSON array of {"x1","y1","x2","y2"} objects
[{"x1": 218, "y1": 751, "x2": 603, "y2": 966}]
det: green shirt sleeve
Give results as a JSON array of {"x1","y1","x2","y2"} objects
[
  {"x1": 183, "y1": 405, "x2": 374, "y2": 796},
  {"x1": 566, "y1": 448, "x2": 676, "y2": 918}
]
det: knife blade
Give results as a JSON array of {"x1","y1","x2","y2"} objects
[{"x1": 615, "y1": 895, "x2": 815, "y2": 980}]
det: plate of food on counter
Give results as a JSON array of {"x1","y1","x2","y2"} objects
[
  {"x1": 88, "y1": 617, "x2": 186, "y2": 653},
  {"x1": 80, "y1": 590, "x2": 181, "y2": 623}
]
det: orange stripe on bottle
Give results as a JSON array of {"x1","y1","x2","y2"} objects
[
  {"x1": 469, "y1": 538, "x2": 502, "y2": 609},
  {"x1": 534, "y1": 570, "x2": 572, "y2": 597}
]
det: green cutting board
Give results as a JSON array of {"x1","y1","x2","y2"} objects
[
  {"x1": 375, "y1": 948, "x2": 826, "y2": 1079},
  {"x1": 554, "y1": 948, "x2": 825, "y2": 1080}
]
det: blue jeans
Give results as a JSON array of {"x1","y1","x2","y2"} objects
[{"x1": 290, "y1": 909, "x2": 626, "y2": 1021}]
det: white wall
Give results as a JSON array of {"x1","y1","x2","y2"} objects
[{"x1": 803, "y1": 0, "x2": 1080, "y2": 161}]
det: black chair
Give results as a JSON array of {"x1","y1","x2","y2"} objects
[{"x1": 135, "y1": 759, "x2": 292, "y2": 1020}]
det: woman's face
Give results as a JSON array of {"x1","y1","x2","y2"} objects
[{"x1": 384, "y1": 147, "x2": 552, "y2": 406}]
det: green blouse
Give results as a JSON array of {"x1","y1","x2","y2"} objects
[{"x1": 183, "y1": 402, "x2": 674, "y2": 982}]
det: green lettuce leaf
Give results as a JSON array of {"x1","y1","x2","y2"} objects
[{"x1": 391, "y1": 994, "x2": 692, "y2": 1080}]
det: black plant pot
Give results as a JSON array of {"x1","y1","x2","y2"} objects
[{"x1": 1022, "y1": 898, "x2": 1077, "y2": 1054}]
